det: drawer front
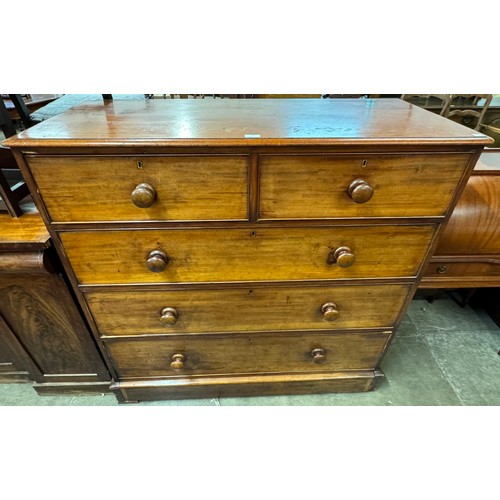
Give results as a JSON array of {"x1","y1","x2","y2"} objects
[
  {"x1": 27, "y1": 155, "x2": 249, "y2": 222},
  {"x1": 87, "y1": 284, "x2": 411, "y2": 336},
  {"x1": 60, "y1": 225, "x2": 436, "y2": 285},
  {"x1": 105, "y1": 331, "x2": 391, "y2": 378},
  {"x1": 259, "y1": 154, "x2": 471, "y2": 219},
  {"x1": 423, "y1": 260, "x2": 500, "y2": 280}
]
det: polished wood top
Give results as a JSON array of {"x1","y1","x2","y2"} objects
[
  {"x1": 0, "y1": 212, "x2": 50, "y2": 250},
  {"x1": 3, "y1": 99, "x2": 493, "y2": 148}
]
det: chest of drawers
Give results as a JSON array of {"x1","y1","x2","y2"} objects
[{"x1": 5, "y1": 98, "x2": 490, "y2": 402}]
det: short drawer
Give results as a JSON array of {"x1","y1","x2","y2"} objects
[
  {"x1": 60, "y1": 225, "x2": 436, "y2": 285},
  {"x1": 87, "y1": 283, "x2": 411, "y2": 336},
  {"x1": 259, "y1": 154, "x2": 471, "y2": 219},
  {"x1": 26, "y1": 155, "x2": 249, "y2": 222},
  {"x1": 424, "y1": 262, "x2": 500, "y2": 286},
  {"x1": 105, "y1": 331, "x2": 391, "y2": 378}
]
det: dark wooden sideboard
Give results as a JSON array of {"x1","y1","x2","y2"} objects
[
  {"x1": 0, "y1": 211, "x2": 110, "y2": 393},
  {"x1": 4, "y1": 98, "x2": 491, "y2": 402}
]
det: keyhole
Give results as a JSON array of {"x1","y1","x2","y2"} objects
[
  {"x1": 362, "y1": 160, "x2": 368, "y2": 167},
  {"x1": 137, "y1": 160, "x2": 143, "y2": 170}
]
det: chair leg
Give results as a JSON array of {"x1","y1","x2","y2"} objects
[
  {"x1": 448, "y1": 288, "x2": 477, "y2": 308},
  {"x1": 0, "y1": 169, "x2": 24, "y2": 217}
]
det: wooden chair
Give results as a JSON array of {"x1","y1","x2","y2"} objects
[
  {"x1": 5, "y1": 94, "x2": 38, "y2": 129},
  {"x1": 401, "y1": 94, "x2": 451, "y2": 116},
  {"x1": 0, "y1": 99, "x2": 30, "y2": 217},
  {"x1": 445, "y1": 94, "x2": 493, "y2": 130}
]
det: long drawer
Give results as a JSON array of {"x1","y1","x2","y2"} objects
[
  {"x1": 87, "y1": 283, "x2": 411, "y2": 336},
  {"x1": 259, "y1": 154, "x2": 471, "y2": 219},
  {"x1": 26, "y1": 155, "x2": 249, "y2": 222},
  {"x1": 105, "y1": 330, "x2": 391, "y2": 378},
  {"x1": 60, "y1": 225, "x2": 436, "y2": 285}
]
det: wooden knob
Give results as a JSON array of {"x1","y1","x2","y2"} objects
[
  {"x1": 437, "y1": 265, "x2": 447, "y2": 274},
  {"x1": 327, "y1": 246, "x2": 355, "y2": 268},
  {"x1": 348, "y1": 178, "x2": 374, "y2": 204},
  {"x1": 311, "y1": 348, "x2": 326, "y2": 364},
  {"x1": 170, "y1": 353, "x2": 185, "y2": 370},
  {"x1": 146, "y1": 250, "x2": 169, "y2": 273},
  {"x1": 321, "y1": 302, "x2": 339, "y2": 321},
  {"x1": 131, "y1": 183, "x2": 157, "y2": 208},
  {"x1": 160, "y1": 307, "x2": 178, "y2": 326}
]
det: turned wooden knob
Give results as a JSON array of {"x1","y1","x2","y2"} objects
[
  {"x1": 327, "y1": 246, "x2": 355, "y2": 268},
  {"x1": 437, "y1": 265, "x2": 448, "y2": 274},
  {"x1": 146, "y1": 250, "x2": 169, "y2": 273},
  {"x1": 321, "y1": 302, "x2": 339, "y2": 321},
  {"x1": 311, "y1": 348, "x2": 326, "y2": 364},
  {"x1": 170, "y1": 353, "x2": 185, "y2": 370},
  {"x1": 348, "y1": 178, "x2": 374, "y2": 204},
  {"x1": 160, "y1": 307, "x2": 178, "y2": 326},
  {"x1": 131, "y1": 183, "x2": 157, "y2": 208}
]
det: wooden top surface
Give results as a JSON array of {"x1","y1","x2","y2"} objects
[
  {"x1": 0, "y1": 212, "x2": 50, "y2": 250},
  {"x1": 3, "y1": 98, "x2": 493, "y2": 148}
]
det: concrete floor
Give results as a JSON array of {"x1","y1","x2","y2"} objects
[{"x1": 1, "y1": 293, "x2": 499, "y2": 405}]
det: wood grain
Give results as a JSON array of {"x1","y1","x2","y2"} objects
[
  {"x1": 105, "y1": 330, "x2": 391, "y2": 378},
  {"x1": 27, "y1": 155, "x2": 249, "y2": 222},
  {"x1": 432, "y1": 175, "x2": 500, "y2": 255},
  {"x1": 0, "y1": 212, "x2": 50, "y2": 250},
  {"x1": 0, "y1": 273, "x2": 109, "y2": 377},
  {"x1": 0, "y1": 314, "x2": 33, "y2": 381},
  {"x1": 86, "y1": 283, "x2": 410, "y2": 336},
  {"x1": 4, "y1": 99, "x2": 492, "y2": 148},
  {"x1": 259, "y1": 153, "x2": 471, "y2": 219},
  {"x1": 0, "y1": 251, "x2": 53, "y2": 274},
  {"x1": 112, "y1": 371, "x2": 379, "y2": 400},
  {"x1": 59, "y1": 225, "x2": 436, "y2": 284}
]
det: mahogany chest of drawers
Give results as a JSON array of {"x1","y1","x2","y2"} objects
[{"x1": 5, "y1": 98, "x2": 490, "y2": 402}]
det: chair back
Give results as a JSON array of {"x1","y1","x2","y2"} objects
[
  {"x1": 401, "y1": 94, "x2": 451, "y2": 116},
  {"x1": 445, "y1": 94, "x2": 493, "y2": 130}
]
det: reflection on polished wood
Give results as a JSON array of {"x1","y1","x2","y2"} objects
[
  {"x1": 4, "y1": 98, "x2": 490, "y2": 148},
  {"x1": 421, "y1": 150, "x2": 500, "y2": 288}
]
